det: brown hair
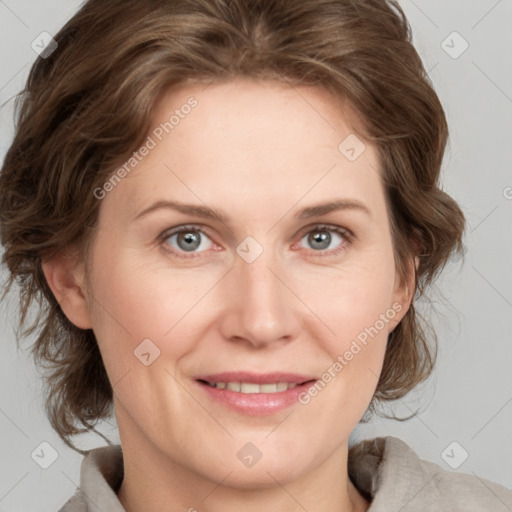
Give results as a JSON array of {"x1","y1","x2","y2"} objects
[{"x1": 0, "y1": 0, "x2": 465, "y2": 451}]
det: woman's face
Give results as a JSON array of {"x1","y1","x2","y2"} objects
[{"x1": 78, "y1": 78, "x2": 411, "y2": 486}]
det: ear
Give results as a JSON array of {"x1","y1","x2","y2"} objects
[
  {"x1": 389, "y1": 252, "x2": 419, "y2": 332},
  {"x1": 41, "y1": 249, "x2": 92, "y2": 330}
]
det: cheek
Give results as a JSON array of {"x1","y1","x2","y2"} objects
[
  {"x1": 304, "y1": 258, "x2": 397, "y2": 344},
  {"x1": 299, "y1": 274, "x2": 393, "y2": 428},
  {"x1": 296, "y1": 254, "x2": 396, "y2": 401},
  {"x1": 85, "y1": 247, "x2": 202, "y2": 429},
  {"x1": 85, "y1": 242, "x2": 217, "y2": 372},
  {"x1": 318, "y1": 282, "x2": 391, "y2": 400}
]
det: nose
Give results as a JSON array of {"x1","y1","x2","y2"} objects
[{"x1": 218, "y1": 247, "x2": 300, "y2": 349}]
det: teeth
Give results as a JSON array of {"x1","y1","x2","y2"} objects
[
  {"x1": 207, "y1": 381, "x2": 301, "y2": 393},
  {"x1": 241, "y1": 382, "x2": 260, "y2": 393},
  {"x1": 227, "y1": 382, "x2": 241, "y2": 392}
]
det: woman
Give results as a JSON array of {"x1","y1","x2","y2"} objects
[{"x1": 1, "y1": 0, "x2": 510, "y2": 511}]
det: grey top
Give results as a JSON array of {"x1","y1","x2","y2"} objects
[{"x1": 59, "y1": 436, "x2": 512, "y2": 511}]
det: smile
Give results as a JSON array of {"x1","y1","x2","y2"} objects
[{"x1": 194, "y1": 372, "x2": 318, "y2": 415}]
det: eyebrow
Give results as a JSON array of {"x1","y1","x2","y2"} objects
[
  {"x1": 132, "y1": 198, "x2": 371, "y2": 224},
  {"x1": 296, "y1": 199, "x2": 371, "y2": 219}
]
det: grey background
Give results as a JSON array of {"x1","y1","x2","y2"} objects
[{"x1": 1, "y1": 1, "x2": 511, "y2": 510}]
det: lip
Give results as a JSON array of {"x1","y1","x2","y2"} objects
[{"x1": 194, "y1": 372, "x2": 317, "y2": 415}]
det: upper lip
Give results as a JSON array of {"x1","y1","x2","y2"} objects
[{"x1": 195, "y1": 372, "x2": 317, "y2": 385}]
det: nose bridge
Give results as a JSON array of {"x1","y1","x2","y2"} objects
[
  {"x1": 235, "y1": 234, "x2": 281, "y2": 294},
  {"x1": 220, "y1": 239, "x2": 297, "y2": 346},
  {"x1": 239, "y1": 250, "x2": 281, "y2": 304}
]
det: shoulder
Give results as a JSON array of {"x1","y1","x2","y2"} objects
[
  {"x1": 58, "y1": 444, "x2": 124, "y2": 512},
  {"x1": 348, "y1": 436, "x2": 512, "y2": 512},
  {"x1": 58, "y1": 491, "x2": 87, "y2": 512}
]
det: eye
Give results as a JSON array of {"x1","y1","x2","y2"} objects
[
  {"x1": 161, "y1": 225, "x2": 214, "y2": 257},
  {"x1": 297, "y1": 224, "x2": 352, "y2": 256},
  {"x1": 159, "y1": 223, "x2": 352, "y2": 259}
]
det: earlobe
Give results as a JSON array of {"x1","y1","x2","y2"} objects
[{"x1": 41, "y1": 251, "x2": 93, "y2": 330}]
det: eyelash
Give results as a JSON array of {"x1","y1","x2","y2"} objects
[{"x1": 158, "y1": 223, "x2": 354, "y2": 259}]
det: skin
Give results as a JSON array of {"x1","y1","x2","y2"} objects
[{"x1": 43, "y1": 78, "x2": 415, "y2": 512}]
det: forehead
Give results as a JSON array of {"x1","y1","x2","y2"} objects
[{"x1": 102, "y1": 78, "x2": 385, "y2": 223}]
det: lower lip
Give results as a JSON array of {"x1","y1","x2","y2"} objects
[{"x1": 196, "y1": 380, "x2": 317, "y2": 415}]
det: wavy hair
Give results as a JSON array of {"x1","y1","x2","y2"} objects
[{"x1": 0, "y1": 0, "x2": 465, "y2": 451}]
